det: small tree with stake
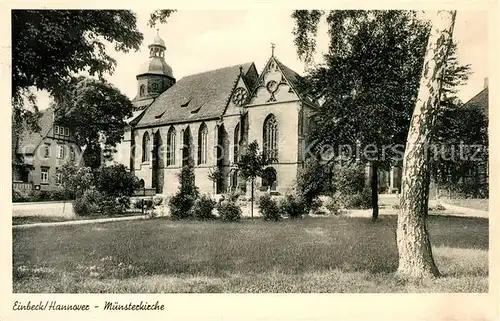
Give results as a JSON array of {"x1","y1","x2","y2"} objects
[{"x1": 237, "y1": 141, "x2": 268, "y2": 218}]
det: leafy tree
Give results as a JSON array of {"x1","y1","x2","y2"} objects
[
  {"x1": 296, "y1": 157, "x2": 329, "y2": 211},
  {"x1": 396, "y1": 10, "x2": 457, "y2": 280},
  {"x1": 57, "y1": 163, "x2": 94, "y2": 198},
  {"x1": 94, "y1": 164, "x2": 140, "y2": 197},
  {"x1": 12, "y1": 10, "x2": 142, "y2": 117},
  {"x1": 292, "y1": 10, "x2": 468, "y2": 221},
  {"x1": 52, "y1": 77, "x2": 134, "y2": 168},
  {"x1": 237, "y1": 140, "x2": 268, "y2": 218},
  {"x1": 148, "y1": 10, "x2": 177, "y2": 27}
]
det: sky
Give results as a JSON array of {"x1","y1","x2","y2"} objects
[{"x1": 35, "y1": 10, "x2": 489, "y2": 109}]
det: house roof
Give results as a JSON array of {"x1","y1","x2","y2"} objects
[
  {"x1": 135, "y1": 62, "x2": 254, "y2": 128},
  {"x1": 16, "y1": 109, "x2": 54, "y2": 155},
  {"x1": 462, "y1": 87, "x2": 488, "y2": 116}
]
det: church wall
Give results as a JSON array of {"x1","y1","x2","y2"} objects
[{"x1": 246, "y1": 100, "x2": 301, "y2": 193}]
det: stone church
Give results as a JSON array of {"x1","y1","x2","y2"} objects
[{"x1": 112, "y1": 33, "x2": 316, "y2": 196}]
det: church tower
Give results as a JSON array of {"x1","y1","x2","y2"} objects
[{"x1": 134, "y1": 30, "x2": 175, "y2": 107}]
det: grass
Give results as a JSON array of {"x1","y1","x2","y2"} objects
[
  {"x1": 446, "y1": 198, "x2": 489, "y2": 211},
  {"x1": 12, "y1": 212, "x2": 141, "y2": 225},
  {"x1": 12, "y1": 215, "x2": 488, "y2": 293}
]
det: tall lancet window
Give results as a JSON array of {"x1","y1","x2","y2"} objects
[
  {"x1": 234, "y1": 123, "x2": 240, "y2": 163},
  {"x1": 142, "y1": 131, "x2": 150, "y2": 162},
  {"x1": 263, "y1": 114, "x2": 278, "y2": 163},
  {"x1": 198, "y1": 123, "x2": 208, "y2": 165},
  {"x1": 167, "y1": 126, "x2": 176, "y2": 166}
]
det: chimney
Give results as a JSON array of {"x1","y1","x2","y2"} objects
[{"x1": 484, "y1": 77, "x2": 489, "y2": 89}]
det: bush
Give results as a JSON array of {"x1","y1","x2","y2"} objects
[
  {"x1": 192, "y1": 194, "x2": 217, "y2": 220},
  {"x1": 12, "y1": 189, "x2": 74, "y2": 202},
  {"x1": 331, "y1": 163, "x2": 366, "y2": 195},
  {"x1": 279, "y1": 194, "x2": 307, "y2": 219},
  {"x1": 258, "y1": 194, "x2": 280, "y2": 221},
  {"x1": 325, "y1": 198, "x2": 341, "y2": 215},
  {"x1": 95, "y1": 164, "x2": 140, "y2": 197},
  {"x1": 217, "y1": 199, "x2": 242, "y2": 222},
  {"x1": 169, "y1": 159, "x2": 200, "y2": 219},
  {"x1": 169, "y1": 192, "x2": 196, "y2": 219},
  {"x1": 73, "y1": 189, "x2": 103, "y2": 216},
  {"x1": 333, "y1": 188, "x2": 372, "y2": 209},
  {"x1": 296, "y1": 158, "x2": 329, "y2": 210}
]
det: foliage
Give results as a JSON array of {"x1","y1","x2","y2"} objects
[
  {"x1": 296, "y1": 157, "x2": 329, "y2": 210},
  {"x1": 53, "y1": 77, "x2": 134, "y2": 168},
  {"x1": 333, "y1": 189, "x2": 372, "y2": 210},
  {"x1": 217, "y1": 199, "x2": 242, "y2": 222},
  {"x1": 94, "y1": 164, "x2": 140, "y2": 197},
  {"x1": 330, "y1": 163, "x2": 366, "y2": 195},
  {"x1": 72, "y1": 189, "x2": 103, "y2": 216},
  {"x1": 258, "y1": 194, "x2": 281, "y2": 221},
  {"x1": 12, "y1": 188, "x2": 74, "y2": 202},
  {"x1": 12, "y1": 10, "x2": 143, "y2": 122},
  {"x1": 325, "y1": 198, "x2": 341, "y2": 215},
  {"x1": 148, "y1": 10, "x2": 177, "y2": 27},
  {"x1": 292, "y1": 10, "x2": 469, "y2": 219},
  {"x1": 207, "y1": 166, "x2": 223, "y2": 183},
  {"x1": 237, "y1": 140, "x2": 269, "y2": 217},
  {"x1": 192, "y1": 195, "x2": 217, "y2": 220},
  {"x1": 169, "y1": 159, "x2": 200, "y2": 219},
  {"x1": 58, "y1": 164, "x2": 94, "y2": 198},
  {"x1": 279, "y1": 194, "x2": 307, "y2": 219}
]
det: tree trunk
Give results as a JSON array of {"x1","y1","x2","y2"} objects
[
  {"x1": 371, "y1": 162, "x2": 379, "y2": 221},
  {"x1": 251, "y1": 178, "x2": 254, "y2": 218},
  {"x1": 396, "y1": 10, "x2": 457, "y2": 280}
]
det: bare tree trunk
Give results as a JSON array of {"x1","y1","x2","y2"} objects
[
  {"x1": 396, "y1": 10, "x2": 457, "y2": 280},
  {"x1": 371, "y1": 162, "x2": 379, "y2": 221}
]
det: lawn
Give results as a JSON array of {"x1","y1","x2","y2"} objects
[
  {"x1": 12, "y1": 212, "x2": 141, "y2": 225},
  {"x1": 12, "y1": 215, "x2": 488, "y2": 293},
  {"x1": 446, "y1": 198, "x2": 489, "y2": 211}
]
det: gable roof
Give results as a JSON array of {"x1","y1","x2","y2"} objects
[
  {"x1": 135, "y1": 63, "x2": 254, "y2": 128},
  {"x1": 16, "y1": 109, "x2": 54, "y2": 155},
  {"x1": 248, "y1": 56, "x2": 316, "y2": 106},
  {"x1": 462, "y1": 87, "x2": 488, "y2": 116}
]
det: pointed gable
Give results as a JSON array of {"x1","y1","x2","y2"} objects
[
  {"x1": 135, "y1": 63, "x2": 254, "y2": 128},
  {"x1": 247, "y1": 56, "x2": 314, "y2": 107}
]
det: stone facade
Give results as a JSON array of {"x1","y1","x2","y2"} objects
[{"x1": 111, "y1": 34, "x2": 316, "y2": 196}]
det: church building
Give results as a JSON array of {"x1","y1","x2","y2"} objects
[{"x1": 112, "y1": 33, "x2": 316, "y2": 196}]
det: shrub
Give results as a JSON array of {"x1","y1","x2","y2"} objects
[
  {"x1": 258, "y1": 194, "x2": 280, "y2": 221},
  {"x1": 331, "y1": 163, "x2": 366, "y2": 195},
  {"x1": 192, "y1": 194, "x2": 217, "y2": 220},
  {"x1": 296, "y1": 158, "x2": 329, "y2": 211},
  {"x1": 279, "y1": 194, "x2": 307, "y2": 219},
  {"x1": 333, "y1": 188, "x2": 372, "y2": 209},
  {"x1": 325, "y1": 198, "x2": 341, "y2": 215},
  {"x1": 94, "y1": 164, "x2": 140, "y2": 197},
  {"x1": 169, "y1": 159, "x2": 200, "y2": 219},
  {"x1": 73, "y1": 189, "x2": 103, "y2": 216},
  {"x1": 169, "y1": 192, "x2": 196, "y2": 219},
  {"x1": 217, "y1": 199, "x2": 242, "y2": 222}
]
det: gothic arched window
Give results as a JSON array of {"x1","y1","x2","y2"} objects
[
  {"x1": 263, "y1": 114, "x2": 278, "y2": 162},
  {"x1": 140, "y1": 85, "x2": 145, "y2": 97},
  {"x1": 234, "y1": 123, "x2": 240, "y2": 163},
  {"x1": 142, "y1": 131, "x2": 150, "y2": 162},
  {"x1": 198, "y1": 123, "x2": 208, "y2": 165},
  {"x1": 167, "y1": 126, "x2": 176, "y2": 166}
]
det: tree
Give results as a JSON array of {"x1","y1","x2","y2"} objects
[
  {"x1": 396, "y1": 10, "x2": 457, "y2": 280},
  {"x1": 52, "y1": 77, "x2": 134, "y2": 168},
  {"x1": 12, "y1": 10, "x2": 142, "y2": 116},
  {"x1": 237, "y1": 140, "x2": 268, "y2": 218},
  {"x1": 292, "y1": 10, "x2": 468, "y2": 221},
  {"x1": 148, "y1": 10, "x2": 177, "y2": 27},
  {"x1": 296, "y1": 157, "x2": 329, "y2": 211},
  {"x1": 95, "y1": 164, "x2": 140, "y2": 197},
  {"x1": 169, "y1": 158, "x2": 200, "y2": 219}
]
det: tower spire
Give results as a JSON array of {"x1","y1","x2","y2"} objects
[{"x1": 271, "y1": 43, "x2": 275, "y2": 57}]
